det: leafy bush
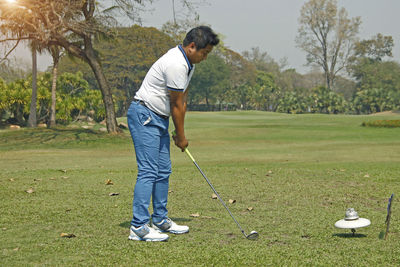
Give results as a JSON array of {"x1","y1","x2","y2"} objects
[
  {"x1": 361, "y1": 120, "x2": 400, "y2": 128},
  {"x1": 0, "y1": 72, "x2": 104, "y2": 125},
  {"x1": 309, "y1": 86, "x2": 348, "y2": 114},
  {"x1": 353, "y1": 88, "x2": 400, "y2": 114},
  {"x1": 276, "y1": 91, "x2": 309, "y2": 114}
]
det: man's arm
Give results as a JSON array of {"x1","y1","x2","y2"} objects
[
  {"x1": 183, "y1": 88, "x2": 189, "y2": 115},
  {"x1": 170, "y1": 90, "x2": 188, "y2": 151}
]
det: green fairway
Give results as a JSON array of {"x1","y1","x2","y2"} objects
[{"x1": 1, "y1": 111, "x2": 399, "y2": 266}]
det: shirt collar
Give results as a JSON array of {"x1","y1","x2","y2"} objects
[{"x1": 178, "y1": 45, "x2": 193, "y2": 72}]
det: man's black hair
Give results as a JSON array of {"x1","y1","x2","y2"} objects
[{"x1": 183, "y1": 26, "x2": 220, "y2": 50}]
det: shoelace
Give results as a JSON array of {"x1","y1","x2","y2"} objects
[{"x1": 165, "y1": 218, "x2": 173, "y2": 225}]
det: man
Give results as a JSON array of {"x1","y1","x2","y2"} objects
[{"x1": 127, "y1": 26, "x2": 219, "y2": 241}]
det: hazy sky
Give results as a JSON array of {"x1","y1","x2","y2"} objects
[{"x1": 11, "y1": 0, "x2": 400, "y2": 73}]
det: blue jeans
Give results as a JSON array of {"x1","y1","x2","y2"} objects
[{"x1": 127, "y1": 101, "x2": 171, "y2": 227}]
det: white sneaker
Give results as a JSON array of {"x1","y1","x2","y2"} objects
[
  {"x1": 128, "y1": 224, "x2": 169, "y2": 242},
  {"x1": 152, "y1": 218, "x2": 189, "y2": 234}
]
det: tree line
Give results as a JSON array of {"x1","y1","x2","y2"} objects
[{"x1": 0, "y1": 0, "x2": 399, "y2": 131}]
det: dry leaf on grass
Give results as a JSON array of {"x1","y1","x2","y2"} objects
[
  {"x1": 211, "y1": 193, "x2": 218, "y2": 199},
  {"x1": 61, "y1": 176, "x2": 69, "y2": 179},
  {"x1": 266, "y1": 170, "x2": 273, "y2": 176},
  {"x1": 9, "y1": 178, "x2": 15, "y2": 182},
  {"x1": 364, "y1": 174, "x2": 370, "y2": 178},
  {"x1": 105, "y1": 179, "x2": 113, "y2": 185},
  {"x1": 190, "y1": 213, "x2": 200, "y2": 217},
  {"x1": 25, "y1": 188, "x2": 34, "y2": 194},
  {"x1": 60, "y1": 233, "x2": 76, "y2": 238},
  {"x1": 228, "y1": 199, "x2": 236, "y2": 204},
  {"x1": 59, "y1": 169, "x2": 67, "y2": 173},
  {"x1": 168, "y1": 190, "x2": 174, "y2": 193},
  {"x1": 247, "y1": 207, "x2": 254, "y2": 211},
  {"x1": 33, "y1": 178, "x2": 42, "y2": 182}
]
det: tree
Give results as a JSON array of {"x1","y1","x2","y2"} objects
[
  {"x1": 353, "y1": 34, "x2": 393, "y2": 61},
  {"x1": 189, "y1": 53, "x2": 230, "y2": 109},
  {"x1": 349, "y1": 34, "x2": 400, "y2": 113},
  {"x1": 55, "y1": 72, "x2": 104, "y2": 123},
  {"x1": 26, "y1": 42, "x2": 39, "y2": 127},
  {"x1": 251, "y1": 71, "x2": 279, "y2": 111},
  {"x1": 296, "y1": 0, "x2": 360, "y2": 90},
  {"x1": 276, "y1": 68, "x2": 310, "y2": 93},
  {"x1": 58, "y1": 26, "x2": 176, "y2": 116},
  {"x1": 350, "y1": 61, "x2": 400, "y2": 114},
  {"x1": 0, "y1": 0, "x2": 152, "y2": 133},
  {"x1": 1, "y1": 73, "x2": 51, "y2": 125},
  {"x1": 219, "y1": 48, "x2": 256, "y2": 109},
  {"x1": 48, "y1": 46, "x2": 62, "y2": 127},
  {"x1": 332, "y1": 75, "x2": 356, "y2": 101},
  {"x1": 2, "y1": 78, "x2": 31, "y2": 124},
  {"x1": 349, "y1": 34, "x2": 396, "y2": 88},
  {"x1": 242, "y1": 47, "x2": 280, "y2": 74}
]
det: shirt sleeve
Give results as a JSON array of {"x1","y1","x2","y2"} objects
[{"x1": 165, "y1": 63, "x2": 188, "y2": 93}]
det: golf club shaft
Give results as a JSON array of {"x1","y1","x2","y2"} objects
[{"x1": 185, "y1": 149, "x2": 247, "y2": 238}]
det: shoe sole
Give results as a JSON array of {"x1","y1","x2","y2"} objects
[
  {"x1": 167, "y1": 229, "x2": 189, "y2": 234},
  {"x1": 128, "y1": 235, "x2": 169, "y2": 242},
  {"x1": 152, "y1": 226, "x2": 189, "y2": 235}
]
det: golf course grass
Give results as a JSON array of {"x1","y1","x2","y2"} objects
[{"x1": 0, "y1": 111, "x2": 399, "y2": 266}]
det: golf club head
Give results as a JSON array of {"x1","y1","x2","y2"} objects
[{"x1": 246, "y1": 231, "x2": 259, "y2": 240}]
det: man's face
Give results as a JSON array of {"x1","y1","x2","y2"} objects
[{"x1": 187, "y1": 44, "x2": 214, "y2": 64}]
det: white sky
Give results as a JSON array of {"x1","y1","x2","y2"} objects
[{"x1": 8, "y1": 0, "x2": 400, "y2": 74}]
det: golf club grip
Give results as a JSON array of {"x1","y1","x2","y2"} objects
[{"x1": 184, "y1": 149, "x2": 195, "y2": 162}]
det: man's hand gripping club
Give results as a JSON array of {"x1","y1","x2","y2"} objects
[{"x1": 171, "y1": 130, "x2": 188, "y2": 152}]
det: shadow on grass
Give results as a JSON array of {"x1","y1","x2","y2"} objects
[
  {"x1": 119, "y1": 218, "x2": 192, "y2": 229},
  {"x1": 332, "y1": 233, "x2": 367, "y2": 238},
  {"x1": 119, "y1": 221, "x2": 131, "y2": 229}
]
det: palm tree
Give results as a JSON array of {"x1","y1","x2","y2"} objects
[
  {"x1": 27, "y1": 41, "x2": 38, "y2": 127},
  {"x1": 48, "y1": 46, "x2": 62, "y2": 127}
]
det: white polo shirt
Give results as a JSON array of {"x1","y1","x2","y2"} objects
[{"x1": 134, "y1": 45, "x2": 195, "y2": 117}]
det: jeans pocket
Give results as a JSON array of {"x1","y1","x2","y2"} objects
[
  {"x1": 142, "y1": 116, "x2": 152, "y2": 126},
  {"x1": 138, "y1": 109, "x2": 152, "y2": 126}
]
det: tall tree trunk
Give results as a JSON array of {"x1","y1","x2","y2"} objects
[
  {"x1": 326, "y1": 73, "x2": 331, "y2": 90},
  {"x1": 49, "y1": 59, "x2": 58, "y2": 127},
  {"x1": 85, "y1": 42, "x2": 118, "y2": 133},
  {"x1": 27, "y1": 46, "x2": 37, "y2": 127}
]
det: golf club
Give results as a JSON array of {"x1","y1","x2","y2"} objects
[{"x1": 183, "y1": 147, "x2": 259, "y2": 240}]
